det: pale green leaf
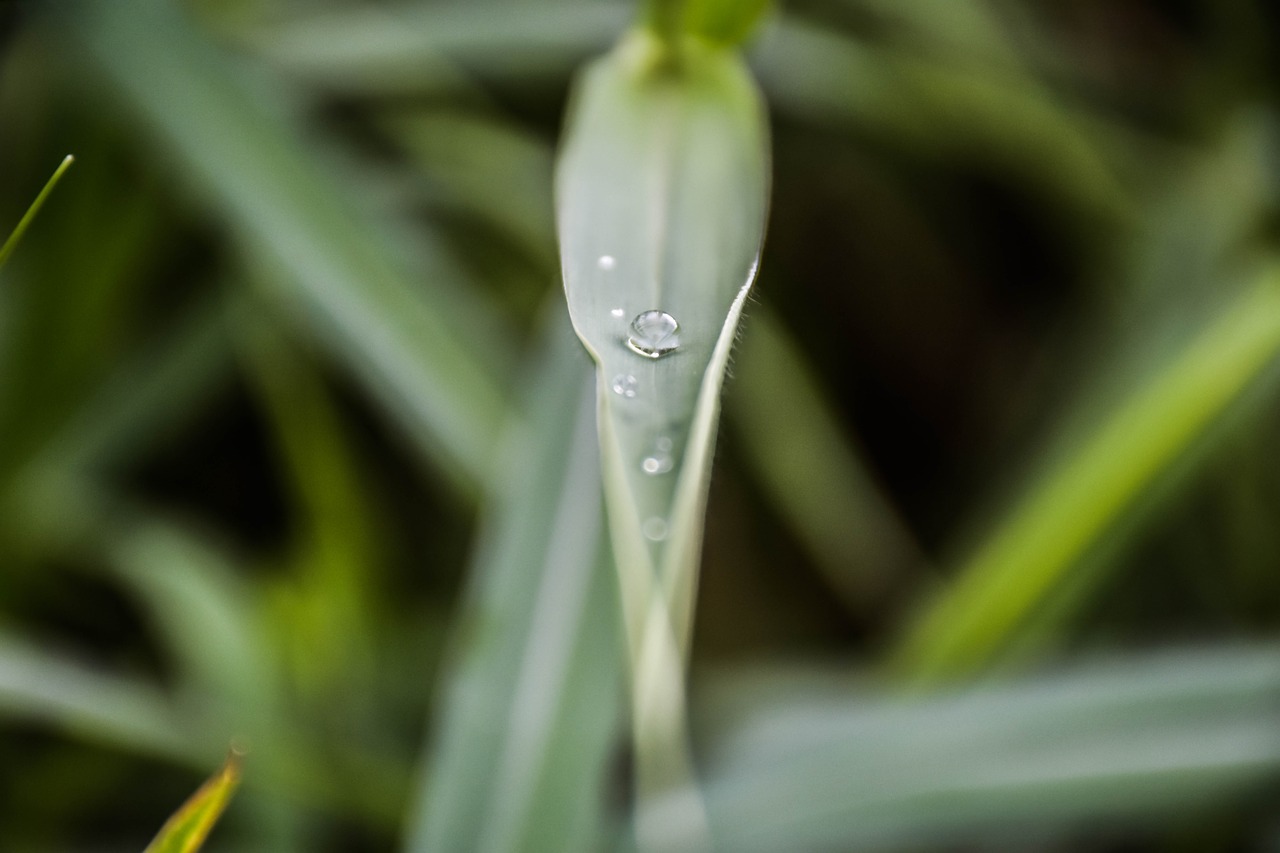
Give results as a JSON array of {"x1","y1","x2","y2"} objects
[
  {"x1": 55, "y1": 0, "x2": 510, "y2": 490},
  {"x1": 556, "y1": 29, "x2": 768, "y2": 844},
  {"x1": 406, "y1": 311, "x2": 621, "y2": 853},
  {"x1": 558, "y1": 30, "x2": 767, "y2": 651},
  {"x1": 690, "y1": 645, "x2": 1280, "y2": 851},
  {"x1": 0, "y1": 628, "x2": 189, "y2": 761},
  {"x1": 250, "y1": 3, "x2": 629, "y2": 95}
]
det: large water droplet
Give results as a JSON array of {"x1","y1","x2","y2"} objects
[
  {"x1": 643, "y1": 517, "x2": 668, "y2": 541},
  {"x1": 642, "y1": 453, "x2": 672, "y2": 475},
  {"x1": 627, "y1": 310, "x2": 680, "y2": 359},
  {"x1": 597, "y1": 255, "x2": 616, "y2": 271},
  {"x1": 611, "y1": 374, "x2": 639, "y2": 398}
]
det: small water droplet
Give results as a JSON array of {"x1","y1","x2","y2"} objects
[
  {"x1": 642, "y1": 454, "x2": 672, "y2": 475},
  {"x1": 643, "y1": 517, "x2": 668, "y2": 541},
  {"x1": 655, "y1": 436, "x2": 673, "y2": 452},
  {"x1": 626, "y1": 310, "x2": 680, "y2": 359},
  {"x1": 611, "y1": 374, "x2": 639, "y2": 398},
  {"x1": 611, "y1": 307, "x2": 625, "y2": 318},
  {"x1": 597, "y1": 255, "x2": 616, "y2": 271}
]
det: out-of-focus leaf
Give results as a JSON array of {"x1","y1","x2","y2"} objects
[
  {"x1": 893, "y1": 266, "x2": 1280, "y2": 684},
  {"x1": 105, "y1": 519, "x2": 280, "y2": 731},
  {"x1": 144, "y1": 749, "x2": 243, "y2": 853},
  {"x1": 12, "y1": 295, "x2": 232, "y2": 491},
  {"x1": 250, "y1": 3, "x2": 630, "y2": 93},
  {"x1": 0, "y1": 154, "x2": 72, "y2": 273},
  {"x1": 405, "y1": 310, "x2": 620, "y2": 853},
  {"x1": 0, "y1": 628, "x2": 189, "y2": 761},
  {"x1": 383, "y1": 112, "x2": 556, "y2": 264},
  {"x1": 234, "y1": 296, "x2": 381, "y2": 712},
  {"x1": 841, "y1": 0, "x2": 1027, "y2": 69},
  {"x1": 56, "y1": 0, "x2": 511, "y2": 490},
  {"x1": 749, "y1": 17, "x2": 1133, "y2": 229},
  {"x1": 683, "y1": 645, "x2": 1280, "y2": 852}
]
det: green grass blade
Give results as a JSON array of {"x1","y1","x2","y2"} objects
[
  {"x1": 556, "y1": 29, "x2": 769, "y2": 845},
  {"x1": 405, "y1": 312, "x2": 621, "y2": 853},
  {"x1": 838, "y1": 0, "x2": 1027, "y2": 69},
  {"x1": 892, "y1": 267, "x2": 1280, "y2": 684},
  {"x1": 56, "y1": 0, "x2": 510, "y2": 490},
  {"x1": 0, "y1": 155, "x2": 73, "y2": 273},
  {"x1": 0, "y1": 628, "x2": 189, "y2": 761},
  {"x1": 144, "y1": 749, "x2": 243, "y2": 853},
  {"x1": 252, "y1": 3, "x2": 629, "y2": 94},
  {"x1": 691, "y1": 645, "x2": 1280, "y2": 851},
  {"x1": 750, "y1": 18, "x2": 1132, "y2": 228}
]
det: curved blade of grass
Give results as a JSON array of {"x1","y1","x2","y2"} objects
[
  {"x1": 556, "y1": 30, "x2": 768, "y2": 846},
  {"x1": 686, "y1": 645, "x2": 1280, "y2": 851},
  {"x1": 892, "y1": 265, "x2": 1280, "y2": 685},
  {"x1": 144, "y1": 749, "x2": 243, "y2": 853},
  {"x1": 841, "y1": 0, "x2": 1027, "y2": 69},
  {"x1": 0, "y1": 627, "x2": 189, "y2": 760},
  {"x1": 0, "y1": 154, "x2": 73, "y2": 273},
  {"x1": 54, "y1": 0, "x2": 509, "y2": 491},
  {"x1": 405, "y1": 310, "x2": 621, "y2": 853},
  {"x1": 750, "y1": 18, "x2": 1132, "y2": 229}
]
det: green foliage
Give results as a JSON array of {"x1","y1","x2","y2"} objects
[
  {"x1": 2, "y1": 0, "x2": 1280, "y2": 850},
  {"x1": 0, "y1": 155, "x2": 72, "y2": 272},
  {"x1": 643, "y1": 0, "x2": 772, "y2": 47},
  {"x1": 555, "y1": 29, "x2": 767, "y2": 838},
  {"x1": 144, "y1": 750, "x2": 242, "y2": 853}
]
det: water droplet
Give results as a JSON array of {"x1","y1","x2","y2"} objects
[
  {"x1": 611, "y1": 374, "x2": 639, "y2": 398},
  {"x1": 642, "y1": 454, "x2": 672, "y2": 475},
  {"x1": 611, "y1": 307, "x2": 625, "y2": 318},
  {"x1": 597, "y1": 255, "x2": 616, "y2": 271},
  {"x1": 643, "y1": 517, "x2": 668, "y2": 541},
  {"x1": 655, "y1": 436, "x2": 673, "y2": 452},
  {"x1": 626, "y1": 310, "x2": 680, "y2": 359}
]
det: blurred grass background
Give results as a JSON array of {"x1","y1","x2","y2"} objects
[{"x1": 3, "y1": 0, "x2": 1280, "y2": 849}]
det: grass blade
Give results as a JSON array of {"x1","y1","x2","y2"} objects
[
  {"x1": 144, "y1": 749, "x2": 243, "y2": 853},
  {"x1": 0, "y1": 628, "x2": 189, "y2": 761},
  {"x1": 251, "y1": 3, "x2": 629, "y2": 94},
  {"x1": 0, "y1": 155, "x2": 73, "y2": 273},
  {"x1": 692, "y1": 645, "x2": 1280, "y2": 851},
  {"x1": 556, "y1": 29, "x2": 769, "y2": 846},
  {"x1": 750, "y1": 18, "x2": 1132, "y2": 228},
  {"x1": 56, "y1": 0, "x2": 510, "y2": 489},
  {"x1": 892, "y1": 266, "x2": 1280, "y2": 684},
  {"x1": 405, "y1": 311, "x2": 621, "y2": 853}
]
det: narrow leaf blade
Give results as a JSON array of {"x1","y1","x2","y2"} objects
[
  {"x1": 145, "y1": 750, "x2": 244, "y2": 853},
  {"x1": 0, "y1": 155, "x2": 73, "y2": 272},
  {"x1": 405, "y1": 311, "x2": 621, "y2": 853},
  {"x1": 556, "y1": 31, "x2": 769, "y2": 843},
  {"x1": 893, "y1": 267, "x2": 1280, "y2": 683},
  {"x1": 557, "y1": 31, "x2": 768, "y2": 655}
]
